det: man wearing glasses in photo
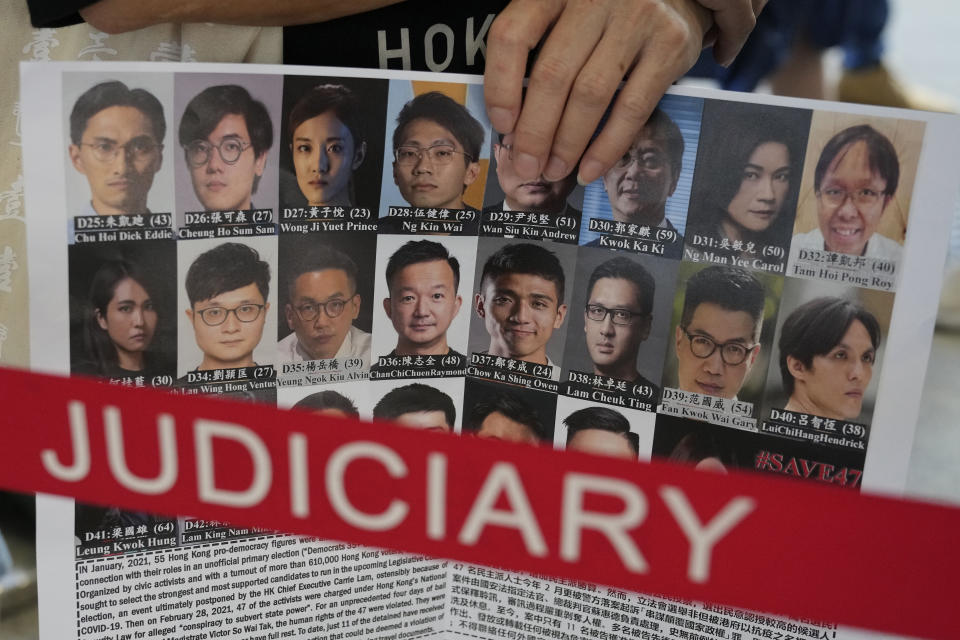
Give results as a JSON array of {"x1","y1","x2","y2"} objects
[
  {"x1": 68, "y1": 80, "x2": 165, "y2": 216},
  {"x1": 279, "y1": 246, "x2": 371, "y2": 364},
  {"x1": 179, "y1": 84, "x2": 273, "y2": 213},
  {"x1": 391, "y1": 91, "x2": 484, "y2": 212},
  {"x1": 791, "y1": 124, "x2": 902, "y2": 260},
  {"x1": 582, "y1": 256, "x2": 659, "y2": 392},
  {"x1": 597, "y1": 107, "x2": 684, "y2": 230},
  {"x1": 673, "y1": 265, "x2": 765, "y2": 399},
  {"x1": 184, "y1": 242, "x2": 270, "y2": 372}
]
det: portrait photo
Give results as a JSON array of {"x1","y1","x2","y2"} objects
[
  {"x1": 371, "y1": 234, "x2": 477, "y2": 362},
  {"x1": 277, "y1": 233, "x2": 375, "y2": 365},
  {"x1": 279, "y1": 379, "x2": 374, "y2": 421},
  {"x1": 462, "y1": 377, "x2": 557, "y2": 445},
  {"x1": 661, "y1": 261, "x2": 783, "y2": 407},
  {"x1": 561, "y1": 246, "x2": 680, "y2": 389},
  {"x1": 369, "y1": 377, "x2": 465, "y2": 433},
  {"x1": 176, "y1": 235, "x2": 278, "y2": 377},
  {"x1": 789, "y1": 111, "x2": 925, "y2": 262},
  {"x1": 468, "y1": 237, "x2": 578, "y2": 372},
  {"x1": 553, "y1": 394, "x2": 655, "y2": 460},
  {"x1": 63, "y1": 71, "x2": 175, "y2": 219},
  {"x1": 481, "y1": 130, "x2": 584, "y2": 218},
  {"x1": 378, "y1": 79, "x2": 490, "y2": 216},
  {"x1": 173, "y1": 72, "x2": 283, "y2": 222},
  {"x1": 578, "y1": 93, "x2": 703, "y2": 246},
  {"x1": 761, "y1": 277, "x2": 894, "y2": 426},
  {"x1": 652, "y1": 414, "x2": 743, "y2": 473},
  {"x1": 279, "y1": 75, "x2": 388, "y2": 213},
  {"x1": 68, "y1": 240, "x2": 177, "y2": 384},
  {"x1": 683, "y1": 100, "x2": 811, "y2": 273},
  {"x1": 652, "y1": 414, "x2": 866, "y2": 488}
]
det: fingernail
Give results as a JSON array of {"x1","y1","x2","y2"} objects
[
  {"x1": 488, "y1": 107, "x2": 515, "y2": 133},
  {"x1": 577, "y1": 159, "x2": 604, "y2": 186},
  {"x1": 543, "y1": 155, "x2": 568, "y2": 181},
  {"x1": 514, "y1": 152, "x2": 540, "y2": 179}
]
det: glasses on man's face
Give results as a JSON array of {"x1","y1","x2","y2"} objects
[
  {"x1": 681, "y1": 327, "x2": 757, "y2": 366},
  {"x1": 294, "y1": 297, "x2": 352, "y2": 322},
  {"x1": 196, "y1": 303, "x2": 265, "y2": 326},
  {"x1": 819, "y1": 186, "x2": 884, "y2": 208},
  {"x1": 585, "y1": 304, "x2": 646, "y2": 326},
  {"x1": 185, "y1": 137, "x2": 252, "y2": 168},
  {"x1": 614, "y1": 150, "x2": 665, "y2": 171},
  {"x1": 394, "y1": 143, "x2": 471, "y2": 167},
  {"x1": 81, "y1": 137, "x2": 160, "y2": 164}
]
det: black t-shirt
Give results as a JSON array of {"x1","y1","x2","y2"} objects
[
  {"x1": 29, "y1": 1, "x2": 510, "y2": 73},
  {"x1": 284, "y1": 1, "x2": 509, "y2": 73},
  {"x1": 28, "y1": 0, "x2": 92, "y2": 27}
]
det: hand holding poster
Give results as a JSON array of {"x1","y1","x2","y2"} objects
[{"x1": 18, "y1": 60, "x2": 960, "y2": 640}]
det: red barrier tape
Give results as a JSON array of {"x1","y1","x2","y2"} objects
[{"x1": 0, "y1": 366, "x2": 954, "y2": 638}]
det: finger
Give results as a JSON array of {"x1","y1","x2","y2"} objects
[
  {"x1": 484, "y1": 0, "x2": 562, "y2": 136},
  {"x1": 542, "y1": 13, "x2": 649, "y2": 181},
  {"x1": 702, "y1": 23, "x2": 719, "y2": 50},
  {"x1": 696, "y1": 0, "x2": 757, "y2": 65},
  {"x1": 577, "y1": 41, "x2": 691, "y2": 184},
  {"x1": 511, "y1": 2, "x2": 610, "y2": 180}
]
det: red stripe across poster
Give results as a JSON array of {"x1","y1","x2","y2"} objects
[{"x1": 0, "y1": 365, "x2": 954, "y2": 639}]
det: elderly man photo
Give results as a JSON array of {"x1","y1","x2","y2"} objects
[{"x1": 484, "y1": 133, "x2": 579, "y2": 217}]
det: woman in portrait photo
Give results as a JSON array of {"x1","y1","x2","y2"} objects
[
  {"x1": 687, "y1": 108, "x2": 807, "y2": 267},
  {"x1": 77, "y1": 259, "x2": 167, "y2": 379},
  {"x1": 288, "y1": 84, "x2": 367, "y2": 207},
  {"x1": 778, "y1": 297, "x2": 880, "y2": 421}
]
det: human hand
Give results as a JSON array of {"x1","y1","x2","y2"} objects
[
  {"x1": 483, "y1": 0, "x2": 758, "y2": 185},
  {"x1": 697, "y1": 0, "x2": 767, "y2": 65}
]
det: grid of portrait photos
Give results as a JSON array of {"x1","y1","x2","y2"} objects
[{"x1": 61, "y1": 68, "x2": 924, "y2": 551}]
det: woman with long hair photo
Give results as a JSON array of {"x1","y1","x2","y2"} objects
[
  {"x1": 76, "y1": 259, "x2": 166, "y2": 378},
  {"x1": 686, "y1": 105, "x2": 809, "y2": 270}
]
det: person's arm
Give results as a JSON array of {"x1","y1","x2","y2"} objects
[
  {"x1": 484, "y1": 0, "x2": 766, "y2": 185},
  {"x1": 79, "y1": 0, "x2": 405, "y2": 33}
]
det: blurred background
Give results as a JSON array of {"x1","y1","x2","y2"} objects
[{"x1": 2, "y1": 0, "x2": 959, "y2": 637}]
